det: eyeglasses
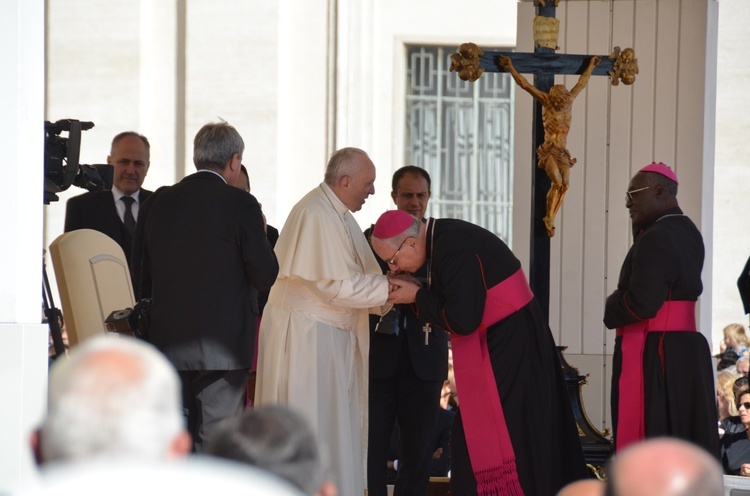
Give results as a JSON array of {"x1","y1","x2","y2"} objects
[
  {"x1": 625, "y1": 185, "x2": 654, "y2": 201},
  {"x1": 387, "y1": 239, "x2": 407, "y2": 266},
  {"x1": 737, "y1": 402, "x2": 750, "y2": 411}
]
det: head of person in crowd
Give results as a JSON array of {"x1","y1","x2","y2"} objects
[
  {"x1": 605, "y1": 437, "x2": 723, "y2": 496},
  {"x1": 371, "y1": 211, "x2": 425, "y2": 274},
  {"x1": 232, "y1": 164, "x2": 268, "y2": 234},
  {"x1": 556, "y1": 478, "x2": 605, "y2": 496},
  {"x1": 33, "y1": 335, "x2": 191, "y2": 465},
  {"x1": 716, "y1": 350, "x2": 740, "y2": 371},
  {"x1": 205, "y1": 405, "x2": 337, "y2": 496},
  {"x1": 324, "y1": 147, "x2": 375, "y2": 212},
  {"x1": 735, "y1": 376, "x2": 750, "y2": 398},
  {"x1": 722, "y1": 322, "x2": 750, "y2": 354},
  {"x1": 193, "y1": 121, "x2": 244, "y2": 185},
  {"x1": 737, "y1": 356, "x2": 750, "y2": 377},
  {"x1": 233, "y1": 164, "x2": 251, "y2": 193},
  {"x1": 625, "y1": 162, "x2": 679, "y2": 229},
  {"x1": 108, "y1": 131, "x2": 150, "y2": 196},
  {"x1": 390, "y1": 166, "x2": 431, "y2": 220},
  {"x1": 736, "y1": 388, "x2": 750, "y2": 426},
  {"x1": 717, "y1": 368, "x2": 742, "y2": 420}
]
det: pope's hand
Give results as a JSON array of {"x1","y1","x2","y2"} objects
[{"x1": 388, "y1": 277, "x2": 420, "y2": 304}]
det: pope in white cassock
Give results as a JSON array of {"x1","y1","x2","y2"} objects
[{"x1": 255, "y1": 147, "x2": 391, "y2": 496}]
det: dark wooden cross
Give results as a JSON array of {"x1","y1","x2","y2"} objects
[{"x1": 450, "y1": 2, "x2": 636, "y2": 322}]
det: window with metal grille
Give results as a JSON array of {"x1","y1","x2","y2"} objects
[{"x1": 405, "y1": 45, "x2": 514, "y2": 246}]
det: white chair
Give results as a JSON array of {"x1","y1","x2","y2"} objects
[{"x1": 49, "y1": 229, "x2": 135, "y2": 347}]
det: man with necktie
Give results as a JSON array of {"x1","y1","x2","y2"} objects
[{"x1": 64, "y1": 131, "x2": 152, "y2": 265}]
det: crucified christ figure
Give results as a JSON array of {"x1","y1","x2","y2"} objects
[{"x1": 499, "y1": 54, "x2": 601, "y2": 237}]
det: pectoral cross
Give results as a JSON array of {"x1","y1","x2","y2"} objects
[{"x1": 423, "y1": 323, "x2": 431, "y2": 345}]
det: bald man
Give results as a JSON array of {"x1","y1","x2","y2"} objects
[
  {"x1": 606, "y1": 438, "x2": 723, "y2": 496},
  {"x1": 33, "y1": 335, "x2": 190, "y2": 464}
]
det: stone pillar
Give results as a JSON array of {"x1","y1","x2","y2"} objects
[{"x1": 0, "y1": 0, "x2": 52, "y2": 492}]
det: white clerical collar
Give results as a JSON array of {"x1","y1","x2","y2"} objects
[
  {"x1": 320, "y1": 182, "x2": 349, "y2": 216},
  {"x1": 196, "y1": 168, "x2": 228, "y2": 184},
  {"x1": 111, "y1": 185, "x2": 141, "y2": 203}
]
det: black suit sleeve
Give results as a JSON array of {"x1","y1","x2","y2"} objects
[
  {"x1": 131, "y1": 187, "x2": 164, "y2": 300},
  {"x1": 266, "y1": 225, "x2": 279, "y2": 247},
  {"x1": 64, "y1": 197, "x2": 84, "y2": 232},
  {"x1": 739, "y1": 255, "x2": 750, "y2": 315},
  {"x1": 238, "y1": 193, "x2": 279, "y2": 293}
]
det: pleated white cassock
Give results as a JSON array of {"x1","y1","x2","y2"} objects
[{"x1": 256, "y1": 183, "x2": 389, "y2": 496}]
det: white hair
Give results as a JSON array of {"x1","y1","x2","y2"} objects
[{"x1": 40, "y1": 336, "x2": 185, "y2": 463}]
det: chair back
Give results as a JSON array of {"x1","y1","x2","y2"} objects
[{"x1": 49, "y1": 229, "x2": 135, "y2": 347}]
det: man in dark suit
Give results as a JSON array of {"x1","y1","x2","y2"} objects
[
  {"x1": 131, "y1": 121, "x2": 279, "y2": 452},
  {"x1": 366, "y1": 166, "x2": 449, "y2": 496},
  {"x1": 64, "y1": 131, "x2": 152, "y2": 265},
  {"x1": 231, "y1": 164, "x2": 279, "y2": 405},
  {"x1": 232, "y1": 164, "x2": 279, "y2": 315}
]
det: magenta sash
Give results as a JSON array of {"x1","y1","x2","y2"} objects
[
  {"x1": 451, "y1": 268, "x2": 533, "y2": 495},
  {"x1": 615, "y1": 300, "x2": 696, "y2": 450}
]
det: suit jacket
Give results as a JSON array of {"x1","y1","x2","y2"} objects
[
  {"x1": 364, "y1": 225, "x2": 448, "y2": 382},
  {"x1": 131, "y1": 171, "x2": 278, "y2": 370},
  {"x1": 739, "y1": 254, "x2": 750, "y2": 315},
  {"x1": 64, "y1": 188, "x2": 152, "y2": 265}
]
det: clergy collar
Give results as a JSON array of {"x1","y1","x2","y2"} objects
[
  {"x1": 320, "y1": 182, "x2": 349, "y2": 216},
  {"x1": 634, "y1": 206, "x2": 684, "y2": 238},
  {"x1": 425, "y1": 217, "x2": 436, "y2": 261}
]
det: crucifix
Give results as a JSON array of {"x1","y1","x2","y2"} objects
[{"x1": 449, "y1": 0, "x2": 637, "y2": 322}]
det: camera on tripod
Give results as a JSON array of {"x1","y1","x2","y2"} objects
[{"x1": 44, "y1": 119, "x2": 113, "y2": 204}]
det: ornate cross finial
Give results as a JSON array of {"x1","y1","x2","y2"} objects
[
  {"x1": 608, "y1": 47, "x2": 639, "y2": 86},
  {"x1": 449, "y1": 43, "x2": 485, "y2": 82}
]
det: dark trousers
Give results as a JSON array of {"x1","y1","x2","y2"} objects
[
  {"x1": 368, "y1": 347, "x2": 443, "y2": 496},
  {"x1": 179, "y1": 369, "x2": 247, "y2": 453}
]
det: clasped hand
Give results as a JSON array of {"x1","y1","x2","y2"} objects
[{"x1": 387, "y1": 271, "x2": 421, "y2": 304}]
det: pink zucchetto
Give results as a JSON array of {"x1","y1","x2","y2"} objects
[
  {"x1": 373, "y1": 210, "x2": 414, "y2": 239},
  {"x1": 639, "y1": 162, "x2": 678, "y2": 184}
]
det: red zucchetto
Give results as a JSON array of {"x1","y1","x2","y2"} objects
[
  {"x1": 372, "y1": 210, "x2": 414, "y2": 239},
  {"x1": 639, "y1": 162, "x2": 679, "y2": 184}
]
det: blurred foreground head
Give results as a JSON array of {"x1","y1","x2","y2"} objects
[
  {"x1": 36, "y1": 335, "x2": 190, "y2": 464},
  {"x1": 606, "y1": 437, "x2": 723, "y2": 496}
]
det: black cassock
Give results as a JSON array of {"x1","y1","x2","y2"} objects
[
  {"x1": 413, "y1": 218, "x2": 588, "y2": 496},
  {"x1": 739, "y1": 254, "x2": 750, "y2": 316},
  {"x1": 604, "y1": 206, "x2": 719, "y2": 457}
]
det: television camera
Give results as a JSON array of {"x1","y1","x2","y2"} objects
[{"x1": 44, "y1": 119, "x2": 113, "y2": 204}]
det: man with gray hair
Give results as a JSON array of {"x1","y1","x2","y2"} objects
[
  {"x1": 132, "y1": 121, "x2": 278, "y2": 452},
  {"x1": 206, "y1": 405, "x2": 337, "y2": 496},
  {"x1": 255, "y1": 147, "x2": 391, "y2": 496},
  {"x1": 737, "y1": 356, "x2": 750, "y2": 377},
  {"x1": 605, "y1": 437, "x2": 724, "y2": 496},
  {"x1": 32, "y1": 335, "x2": 191, "y2": 464}
]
